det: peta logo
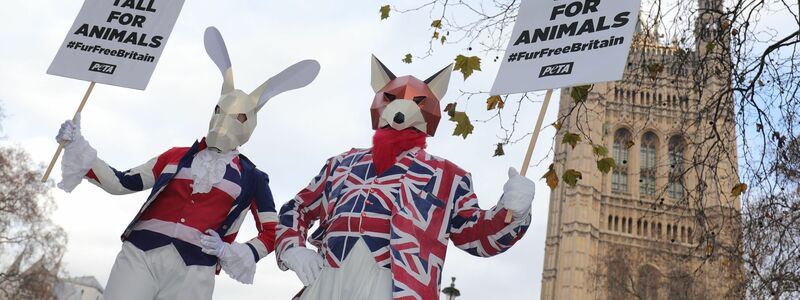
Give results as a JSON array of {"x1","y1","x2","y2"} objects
[
  {"x1": 88, "y1": 61, "x2": 116, "y2": 74},
  {"x1": 539, "y1": 62, "x2": 573, "y2": 78}
]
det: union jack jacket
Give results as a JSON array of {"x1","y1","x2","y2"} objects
[
  {"x1": 84, "y1": 139, "x2": 277, "y2": 266},
  {"x1": 277, "y1": 147, "x2": 530, "y2": 299}
]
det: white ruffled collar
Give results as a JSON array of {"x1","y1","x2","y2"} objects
[{"x1": 190, "y1": 148, "x2": 238, "y2": 194}]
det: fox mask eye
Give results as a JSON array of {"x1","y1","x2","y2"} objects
[
  {"x1": 413, "y1": 96, "x2": 426, "y2": 104},
  {"x1": 384, "y1": 92, "x2": 397, "y2": 102}
]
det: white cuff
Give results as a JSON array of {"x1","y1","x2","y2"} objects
[
  {"x1": 220, "y1": 242, "x2": 257, "y2": 284},
  {"x1": 57, "y1": 137, "x2": 97, "y2": 192}
]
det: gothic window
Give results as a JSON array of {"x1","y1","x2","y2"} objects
[
  {"x1": 681, "y1": 226, "x2": 686, "y2": 242},
  {"x1": 643, "y1": 221, "x2": 649, "y2": 237},
  {"x1": 637, "y1": 219, "x2": 642, "y2": 235},
  {"x1": 628, "y1": 218, "x2": 633, "y2": 234},
  {"x1": 613, "y1": 129, "x2": 632, "y2": 193},
  {"x1": 657, "y1": 223, "x2": 663, "y2": 239},
  {"x1": 640, "y1": 132, "x2": 658, "y2": 196},
  {"x1": 667, "y1": 224, "x2": 672, "y2": 240},
  {"x1": 622, "y1": 217, "x2": 627, "y2": 233},
  {"x1": 607, "y1": 254, "x2": 630, "y2": 300},
  {"x1": 608, "y1": 215, "x2": 613, "y2": 230},
  {"x1": 668, "y1": 136, "x2": 686, "y2": 199},
  {"x1": 614, "y1": 216, "x2": 619, "y2": 231},
  {"x1": 638, "y1": 265, "x2": 661, "y2": 300}
]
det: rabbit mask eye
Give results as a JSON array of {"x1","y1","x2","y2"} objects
[{"x1": 236, "y1": 113, "x2": 247, "y2": 123}]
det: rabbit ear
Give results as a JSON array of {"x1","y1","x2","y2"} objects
[
  {"x1": 204, "y1": 27, "x2": 235, "y2": 94},
  {"x1": 252, "y1": 60, "x2": 321, "y2": 111}
]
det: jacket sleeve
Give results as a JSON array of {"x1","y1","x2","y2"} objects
[
  {"x1": 275, "y1": 157, "x2": 335, "y2": 270},
  {"x1": 243, "y1": 171, "x2": 278, "y2": 262},
  {"x1": 449, "y1": 173, "x2": 531, "y2": 257},
  {"x1": 84, "y1": 148, "x2": 178, "y2": 195}
]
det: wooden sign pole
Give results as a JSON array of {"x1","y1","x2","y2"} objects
[
  {"x1": 41, "y1": 81, "x2": 96, "y2": 182},
  {"x1": 505, "y1": 88, "x2": 553, "y2": 223}
]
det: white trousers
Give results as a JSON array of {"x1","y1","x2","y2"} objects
[
  {"x1": 103, "y1": 242, "x2": 216, "y2": 300},
  {"x1": 300, "y1": 240, "x2": 393, "y2": 300}
]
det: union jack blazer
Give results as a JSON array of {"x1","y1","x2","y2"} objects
[
  {"x1": 85, "y1": 139, "x2": 277, "y2": 266},
  {"x1": 277, "y1": 147, "x2": 531, "y2": 299}
]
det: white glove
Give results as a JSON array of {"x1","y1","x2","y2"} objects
[
  {"x1": 280, "y1": 247, "x2": 324, "y2": 286},
  {"x1": 200, "y1": 230, "x2": 256, "y2": 284},
  {"x1": 56, "y1": 113, "x2": 84, "y2": 145},
  {"x1": 500, "y1": 167, "x2": 536, "y2": 220},
  {"x1": 56, "y1": 113, "x2": 97, "y2": 192},
  {"x1": 200, "y1": 230, "x2": 231, "y2": 257}
]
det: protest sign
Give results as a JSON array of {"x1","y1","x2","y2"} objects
[
  {"x1": 48, "y1": 0, "x2": 185, "y2": 90},
  {"x1": 491, "y1": 0, "x2": 641, "y2": 95}
]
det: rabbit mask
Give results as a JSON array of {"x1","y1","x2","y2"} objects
[{"x1": 204, "y1": 27, "x2": 320, "y2": 152}]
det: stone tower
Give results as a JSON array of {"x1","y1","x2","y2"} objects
[{"x1": 539, "y1": 2, "x2": 743, "y2": 299}]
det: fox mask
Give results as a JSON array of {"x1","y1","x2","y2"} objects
[{"x1": 369, "y1": 55, "x2": 453, "y2": 137}]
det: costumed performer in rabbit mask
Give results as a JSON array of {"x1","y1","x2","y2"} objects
[
  {"x1": 54, "y1": 27, "x2": 319, "y2": 300},
  {"x1": 275, "y1": 56, "x2": 535, "y2": 300}
]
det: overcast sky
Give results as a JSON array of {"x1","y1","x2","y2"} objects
[{"x1": 0, "y1": 1, "x2": 562, "y2": 299}]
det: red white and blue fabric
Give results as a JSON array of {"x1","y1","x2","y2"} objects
[
  {"x1": 85, "y1": 139, "x2": 277, "y2": 267},
  {"x1": 277, "y1": 147, "x2": 530, "y2": 300}
]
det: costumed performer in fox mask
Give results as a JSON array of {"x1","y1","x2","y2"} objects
[
  {"x1": 53, "y1": 27, "x2": 319, "y2": 300},
  {"x1": 275, "y1": 55, "x2": 535, "y2": 300}
]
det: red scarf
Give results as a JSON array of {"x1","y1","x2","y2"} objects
[{"x1": 372, "y1": 128, "x2": 427, "y2": 175}]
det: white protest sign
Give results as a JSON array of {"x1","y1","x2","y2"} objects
[
  {"x1": 47, "y1": 0, "x2": 185, "y2": 90},
  {"x1": 491, "y1": 0, "x2": 641, "y2": 95}
]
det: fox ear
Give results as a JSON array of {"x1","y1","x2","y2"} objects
[
  {"x1": 204, "y1": 27, "x2": 235, "y2": 94},
  {"x1": 424, "y1": 63, "x2": 453, "y2": 100},
  {"x1": 371, "y1": 54, "x2": 396, "y2": 92}
]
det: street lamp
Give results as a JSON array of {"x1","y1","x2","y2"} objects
[{"x1": 441, "y1": 277, "x2": 461, "y2": 300}]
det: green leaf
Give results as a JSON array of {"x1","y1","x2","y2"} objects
[
  {"x1": 440, "y1": 35, "x2": 447, "y2": 44},
  {"x1": 562, "y1": 132, "x2": 581, "y2": 149},
  {"x1": 379, "y1": 5, "x2": 391, "y2": 20},
  {"x1": 562, "y1": 169, "x2": 582, "y2": 187},
  {"x1": 431, "y1": 19, "x2": 443, "y2": 29},
  {"x1": 486, "y1": 95, "x2": 504, "y2": 110},
  {"x1": 675, "y1": 48, "x2": 687, "y2": 60},
  {"x1": 705, "y1": 41, "x2": 716, "y2": 52},
  {"x1": 570, "y1": 85, "x2": 591, "y2": 103},
  {"x1": 402, "y1": 54, "x2": 413, "y2": 64},
  {"x1": 597, "y1": 158, "x2": 615, "y2": 174},
  {"x1": 450, "y1": 111, "x2": 474, "y2": 139},
  {"x1": 593, "y1": 145, "x2": 609, "y2": 157},
  {"x1": 443, "y1": 102, "x2": 456, "y2": 117},
  {"x1": 541, "y1": 164, "x2": 558, "y2": 190},
  {"x1": 432, "y1": 31, "x2": 440, "y2": 39},
  {"x1": 647, "y1": 63, "x2": 664, "y2": 79},
  {"x1": 493, "y1": 143, "x2": 505, "y2": 157},
  {"x1": 454, "y1": 55, "x2": 482, "y2": 80}
]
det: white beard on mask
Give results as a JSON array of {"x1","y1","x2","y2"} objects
[{"x1": 190, "y1": 149, "x2": 239, "y2": 194}]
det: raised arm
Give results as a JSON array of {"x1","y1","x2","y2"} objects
[
  {"x1": 56, "y1": 115, "x2": 162, "y2": 194},
  {"x1": 450, "y1": 168, "x2": 535, "y2": 257}
]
